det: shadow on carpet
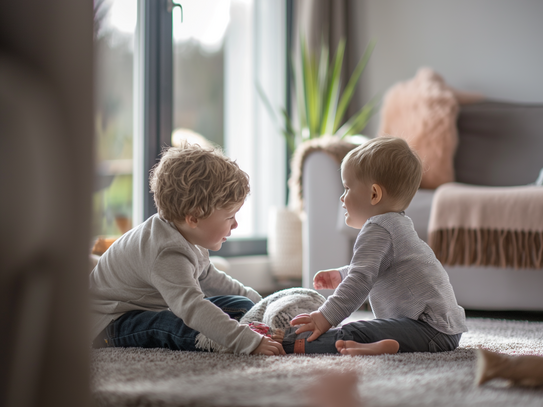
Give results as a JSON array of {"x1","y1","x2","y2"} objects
[{"x1": 91, "y1": 317, "x2": 543, "y2": 407}]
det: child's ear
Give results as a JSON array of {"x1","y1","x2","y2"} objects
[
  {"x1": 185, "y1": 215, "x2": 199, "y2": 228},
  {"x1": 371, "y1": 184, "x2": 383, "y2": 205}
]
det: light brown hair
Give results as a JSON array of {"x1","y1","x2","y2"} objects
[
  {"x1": 342, "y1": 137, "x2": 422, "y2": 209},
  {"x1": 149, "y1": 141, "x2": 250, "y2": 222}
]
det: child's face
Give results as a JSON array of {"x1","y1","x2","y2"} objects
[
  {"x1": 183, "y1": 203, "x2": 242, "y2": 251},
  {"x1": 340, "y1": 165, "x2": 377, "y2": 229}
]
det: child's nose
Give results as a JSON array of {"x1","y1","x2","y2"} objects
[{"x1": 231, "y1": 219, "x2": 238, "y2": 230}]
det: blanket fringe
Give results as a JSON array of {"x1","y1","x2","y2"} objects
[{"x1": 429, "y1": 228, "x2": 543, "y2": 269}]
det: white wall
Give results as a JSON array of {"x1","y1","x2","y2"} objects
[{"x1": 351, "y1": 0, "x2": 543, "y2": 134}]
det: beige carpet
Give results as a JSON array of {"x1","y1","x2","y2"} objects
[{"x1": 91, "y1": 315, "x2": 543, "y2": 407}]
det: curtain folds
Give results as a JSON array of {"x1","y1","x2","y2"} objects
[{"x1": 291, "y1": 0, "x2": 363, "y2": 121}]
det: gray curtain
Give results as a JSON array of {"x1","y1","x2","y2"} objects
[{"x1": 292, "y1": 0, "x2": 365, "y2": 121}]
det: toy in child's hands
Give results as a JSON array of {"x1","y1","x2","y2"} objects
[
  {"x1": 195, "y1": 287, "x2": 326, "y2": 352},
  {"x1": 476, "y1": 348, "x2": 543, "y2": 387}
]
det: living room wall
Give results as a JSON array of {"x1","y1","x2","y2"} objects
[{"x1": 350, "y1": 0, "x2": 543, "y2": 134}]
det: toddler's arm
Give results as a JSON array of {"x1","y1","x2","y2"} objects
[
  {"x1": 313, "y1": 269, "x2": 342, "y2": 290},
  {"x1": 290, "y1": 310, "x2": 332, "y2": 342}
]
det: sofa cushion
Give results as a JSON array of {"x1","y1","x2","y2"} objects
[
  {"x1": 378, "y1": 68, "x2": 459, "y2": 189},
  {"x1": 455, "y1": 101, "x2": 543, "y2": 186}
]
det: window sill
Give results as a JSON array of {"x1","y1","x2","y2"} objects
[{"x1": 211, "y1": 237, "x2": 267, "y2": 257}]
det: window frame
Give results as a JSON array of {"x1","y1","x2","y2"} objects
[
  {"x1": 134, "y1": 0, "x2": 291, "y2": 257},
  {"x1": 134, "y1": 0, "x2": 173, "y2": 224}
]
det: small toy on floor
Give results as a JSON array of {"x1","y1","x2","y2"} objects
[
  {"x1": 476, "y1": 348, "x2": 543, "y2": 387},
  {"x1": 195, "y1": 287, "x2": 326, "y2": 352}
]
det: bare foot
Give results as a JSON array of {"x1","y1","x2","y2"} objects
[
  {"x1": 336, "y1": 339, "x2": 399, "y2": 356},
  {"x1": 271, "y1": 329, "x2": 284, "y2": 344}
]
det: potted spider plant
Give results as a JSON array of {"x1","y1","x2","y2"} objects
[
  {"x1": 258, "y1": 37, "x2": 377, "y2": 152},
  {"x1": 259, "y1": 37, "x2": 377, "y2": 283}
]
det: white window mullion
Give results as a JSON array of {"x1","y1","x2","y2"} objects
[
  {"x1": 225, "y1": 0, "x2": 286, "y2": 238},
  {"x1": 132, "y1": 0, "x2": 145, "y2": 228},
  {"x1": 225, "y1": 0, "x2": 255, "y2": 237},
  {"x1": 254, "y1": 0, "x2": 287, "y2": 235}
]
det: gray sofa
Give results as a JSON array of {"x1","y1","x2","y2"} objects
[{"x1": 302, "y1": 101, "x2": 543, "y2": 311}]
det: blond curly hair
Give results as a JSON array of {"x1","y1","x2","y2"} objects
[
  {"x1": 149, "y1": 141, "x2": 250, "y2": 222},
  {"x1": 342, "y1": 137, "x2": 422, "y2": 210}
]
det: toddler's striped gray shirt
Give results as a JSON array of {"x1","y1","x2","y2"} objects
[{"x1": 319, "y1": 212, "x2": 468, "y2": 335}]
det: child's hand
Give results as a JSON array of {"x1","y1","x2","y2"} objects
[
  {"x1": 313, "y1": 269, "x2": 342, "y2": 290},
  {"x1": 290, "y1": 311, "x2": 332, "y2": 342},
  {"x1": 250, "y1": 336, "x2": 286, "y2": 356}
]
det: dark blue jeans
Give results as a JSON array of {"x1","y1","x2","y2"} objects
[
  {"x1": 93, "y1": 295, "x2": 255, "y2": 351},
  {"x1": 282, "y1": 317, "x2": 462, "y2": 354}
]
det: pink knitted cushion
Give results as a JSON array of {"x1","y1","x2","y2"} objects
[{"x1": 378, "y1": 68, "x2": 459, "y2": 189}]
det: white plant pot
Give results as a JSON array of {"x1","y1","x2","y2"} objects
[{"x1": 267, "y1": 207, "x2": 303, "y2": 280}]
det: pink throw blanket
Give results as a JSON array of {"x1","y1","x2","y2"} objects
[{"x1": 428, "y1": 183, "x2": 543, "y2": 269}]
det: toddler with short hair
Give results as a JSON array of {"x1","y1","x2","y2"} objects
[
  {"x1": 283, "y1": 136, "x2": 467, "y2": 355},
  {"x1": 89, "y1": 141, "x2": 284, "y2": 355}
]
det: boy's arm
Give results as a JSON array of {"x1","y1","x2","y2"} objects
[
  {"x1": 199, "y1": 262, "x2": 262, "y2": 304},
  {"x1": 150, "y1": 249, "x2": 263, "y2": 354},
  {"x1": 318, "y1": 223, "x2": 393, "y2": 327},
  {"x1": 251, "y1": 336, "x2": 286, "y2": 355}
]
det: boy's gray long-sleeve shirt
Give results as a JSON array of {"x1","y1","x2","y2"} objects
[
  {"x1": 89, "y1": 214, "x2": 263, "y2": 354},
  {"x1": 319, "y1": 212, "x2": 468, "y2": 335}
]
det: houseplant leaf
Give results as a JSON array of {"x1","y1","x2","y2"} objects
[
  {"x1": 320, "y1": 39, "x2": 345, "y2": 136},
  {"x1": 256, "y1": 35, "x2": 377, "y2": 149},
  {"x1": 300, "y1": 38, "x2": 319, "y2": 138},
  {"x1": 333, "y1": 39, "x2": 376, "y2": 134},
  {"x1": 336, "y1": 95, "x2": 379, "y2": 139}
]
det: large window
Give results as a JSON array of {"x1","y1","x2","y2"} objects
[
  {"x1": 172, "y1": 0, "x2": 226, "y2": 148},
  {"x1": 94, "y1": 0, "x2": 286, "y2": 247},
  {"x1": 93, "y1": 0, "x2": 137, "y2": 237}
]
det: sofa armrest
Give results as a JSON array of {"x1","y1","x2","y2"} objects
[
  {"x1": 405, "y1": 189, "x2": 435, "y2": 243},
  {"x1": 302, "y1": 151, "x2": 353, "y2": 293}
]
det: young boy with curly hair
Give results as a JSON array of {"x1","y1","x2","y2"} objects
[
  {"x1": 283, "y1": 136, "x2": 467, "y2": 355},
  {"x1": 89, "y1": 141, "x2": 285, "y2": 355}
]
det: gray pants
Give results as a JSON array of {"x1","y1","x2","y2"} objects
[{"x1": 282, "y1": 317, "x2": 462, "y2": 354}]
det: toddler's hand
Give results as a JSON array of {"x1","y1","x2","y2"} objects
[
  {"x1": 290, "y1": 311, "x2": 332, "y2": 342},
  {"x1": 250, "y1": 336, "x2": 286, "y2": 356},
  {"x1": 313, "y1": 269, "x2": 342, "y2": 290}
]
